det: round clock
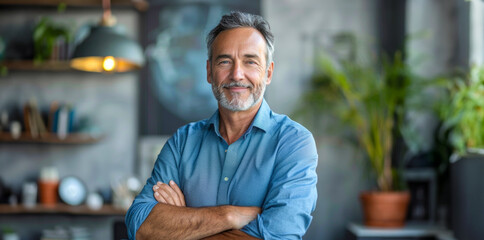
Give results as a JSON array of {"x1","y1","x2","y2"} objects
[{"x1": 58, "y1": 176, "x2": 87, "y2": 206}]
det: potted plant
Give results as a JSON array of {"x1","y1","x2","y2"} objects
[
  {"x1": 438, "y1": 65, "x2": 484, "y2": 155},
  {"x1": 32, "y1": 5, "x2": 72, "y2": 63},
  {"x1": 298, "y1": 33, "x2": 439, "y2": 227},
  {"x1": 435, "y1": 65, "x2": 484, "y2": 239},
  {"x1": 33, "y1": 16, "x2": 72, "y2": 63}
]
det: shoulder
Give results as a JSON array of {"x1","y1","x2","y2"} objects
[
  {"x1": 169, "y1": 118, "x2": 213, "y2": 145},
  {"x1": 158, "y1": 118, "x2": 213, "y2": 158},
  {"x1": 175, "y1": 118, "x2": 211, "y2": 135},
  {"x1": 173, "y1": 118, "x2": 212, "y2": 139},
  {"x1": 269, "y1": 111, "x2": 313, "y2": 139},
  {"x1": 268, "y1": 111, "x2": 317, "y2": 158}
]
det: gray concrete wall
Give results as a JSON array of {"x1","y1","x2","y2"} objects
[
  {"x1": 0, "y1": 8, "x2": 138, "y2": 239},
  {"x1": 404, "y1": 0, "x2": 458, "y2": 155}
]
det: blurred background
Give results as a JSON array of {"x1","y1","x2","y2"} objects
[{"x1": 0, "y1": 0, "x2": 483, "y2": 239}]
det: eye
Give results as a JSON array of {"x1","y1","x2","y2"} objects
[{"x1": 218, "y1": 60, "x2": 230, "y2": 65}]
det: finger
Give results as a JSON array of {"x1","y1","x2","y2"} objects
[
  {"x1": 169, "y1": 180, "x2": 186, "y2": 206},
  {"x1": 158, "y1": 183, "x2": 177, "y2": 206},
  {"x1": 154, "y1": 191, "x2": 166, "y2": 204},
  {"x1": 153, "y1": 185, "x2": 167, "y2": 203},
  {"x1": 161, "y1": 182, "x2": 182, "y2": 206}
]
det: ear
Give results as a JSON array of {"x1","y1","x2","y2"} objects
[
  {"x1": 265, "y1": 61, "x2": 274, "y2": 85},
  {"x1": 206, "y1": 60, "x2": 212, "y2": 84}
]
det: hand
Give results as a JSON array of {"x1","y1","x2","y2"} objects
[
  {"x1": 153, "y1": 180, "x2": 186, "y2": 207},
  {"x1": 228, "y1": 206, "x2": 261, "y2": 229}
]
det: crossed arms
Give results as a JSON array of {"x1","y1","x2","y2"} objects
[{"x1": 136, "y1": 180, "x2": 260, "y2": 240}]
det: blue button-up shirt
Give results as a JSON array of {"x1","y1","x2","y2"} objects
[{"x1": 126, "y1": 100, "x2": 318, "y2": 239}]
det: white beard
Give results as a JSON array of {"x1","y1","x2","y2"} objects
[{"x1": 211, "y1": 79, "x2": 266, "y2": 112}]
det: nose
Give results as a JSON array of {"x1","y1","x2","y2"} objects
[{"x1": 230, "y1": 61, "x2": 244, "y2": 81}]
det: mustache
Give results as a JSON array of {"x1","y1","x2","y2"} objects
[{"x1": 221, "y1": 82, "x2": 253, "y2": 89}]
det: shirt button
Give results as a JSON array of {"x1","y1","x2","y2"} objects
[
  {"x1": 225, "y1": 149, "x2": 228, "y2": 152},
  {"x1": 224, "y1": 177, "x2": 229, "y2": 181}
]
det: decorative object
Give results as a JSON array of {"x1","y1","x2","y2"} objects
[
  {"x1": 58, "y1": 176, "x2": 87, "y2": 206},
  {"x1": 38, "y1": 167, "x2": 59, "y2": 206},
  {"x1": 9, "y1": 121, "x2": 21, "y2": 139},
  {"x1": 142, "y1": 4, "x2": 226, "y2": 124},
  {"x1": 70, "y1": 0, "x2": 144, "y2": 72},
  {"x1": 86, "y1": 192, "x2": 104, "y2": 210},
  {"x1": 22, "y1": 182, "x2": 37, "y2": 208},
  {"x1": 139, "y1": 2, "x2": 260, "y2": 135}
]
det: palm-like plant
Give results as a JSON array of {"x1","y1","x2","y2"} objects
[{"x1": 300, "y1": 34, "x2": 433, "y2": 191}]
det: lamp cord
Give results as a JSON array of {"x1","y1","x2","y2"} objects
[
  {"x1": 100, "y1": 0, "x2": 116, "y2": 26},
  {"x1": 103, "y1": 0, "x2": 111, "y2": 20}
]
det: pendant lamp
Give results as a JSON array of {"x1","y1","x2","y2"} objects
[{"x1": 70, "y1": 0, "x2": 144, "y2": 73}]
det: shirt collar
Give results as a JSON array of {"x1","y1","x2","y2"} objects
[
  {"x1": 207, "y1": 109, "x2": 222, "y2": 138},
  {"x1": 250, "y1": 99, "x2": 271, "y2": 133},
  {"x1": 207, "y1": 99, "x2": 272, "y2": 137}
]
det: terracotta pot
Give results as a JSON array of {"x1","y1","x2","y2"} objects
[{"x1": 360, "y1": 191, "x2": 410, "y2": 228}]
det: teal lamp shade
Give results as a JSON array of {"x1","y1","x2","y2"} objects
[{"x1": 70, "y1": 25, "x2": 144, "y2": 72}]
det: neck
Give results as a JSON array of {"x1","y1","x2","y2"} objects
[{"x1": 218, "y1": 100, "x2": 263, "y2": 145}]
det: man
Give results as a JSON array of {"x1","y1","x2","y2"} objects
[{"x1": 126, "y1": 11, "x2": 318, "y2": 239}]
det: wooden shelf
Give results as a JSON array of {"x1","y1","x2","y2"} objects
[
  {"x1": 1, "y1": 60, "x2": 74, "y2": 72},
  {"x1": 0, "y1": 203, "x2": 126, "y2": 216},
  {"x1": 0, "y1": 132, "x2": 103, "y2": 144},
  {"x1": 0, "y1": 0, "x2": 149, "y2": 11}
]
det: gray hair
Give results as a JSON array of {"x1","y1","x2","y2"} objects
[{"x1": 207, "y1": 11, "x2": 274, "y2": 69}]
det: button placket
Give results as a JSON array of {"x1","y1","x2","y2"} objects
[{"x1": 217, "y1": 143, "x2": 239, "y2": 205}]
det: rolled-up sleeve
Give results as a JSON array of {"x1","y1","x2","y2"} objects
[
  {"x1": 125, "y1": 136, "x2": 181, "y2": 239},
  {"x1": 242, "y1": 131, "x2": 318, "y2": 239}
]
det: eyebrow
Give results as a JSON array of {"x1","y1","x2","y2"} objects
[
  {"x1": 244, "y1": 54, "x2": 260, "y2": 59},
  {"x1": 214, "y1": 54, "x2": 261, "y2": 61},
  {"x1": 215, "y1": 54, "x2": 232, "y2": 61}
]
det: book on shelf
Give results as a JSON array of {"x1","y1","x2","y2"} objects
[
  {"x1": 50, "y1": 103, "x2": 75, "y2": 139},
  {"x1": 23, "y1": 100, "x2": 47, "y2": 138},
  {"x1": 22, "y1": 100, "x2": 76, "y2": 139}
]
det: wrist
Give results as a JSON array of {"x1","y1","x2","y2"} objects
[{"x1": 220, "y1": 205, "x2": 237, "y2": 229}]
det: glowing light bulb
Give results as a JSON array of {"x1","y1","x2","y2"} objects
[{"x1": 103, "y1": 56, "x2": 116, "y2": 72}]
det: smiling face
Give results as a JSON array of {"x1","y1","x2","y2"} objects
[{"x1": 207, "y1": 27, "x2": 273, "y2": 112}]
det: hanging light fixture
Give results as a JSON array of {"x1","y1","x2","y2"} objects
[{"x1": 70, "y1": 0, "x2": 144, "y2": 73}]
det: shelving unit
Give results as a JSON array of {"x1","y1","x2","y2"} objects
[
  {"x1": 0, "y1": 204, "x2": 126, "y2": 216},
  {"x1": 1, "y1": 60, "x2": 73, "y2": 72},
  {"x1": 0, "y1": 2, "x2": 135, "y2": 239},
  {"x1": 0, "y1": 0, "x2": 149, "y2": 11},
  {"x1": 0, "y1": 132, "x2": 103, "y2": 144}
]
